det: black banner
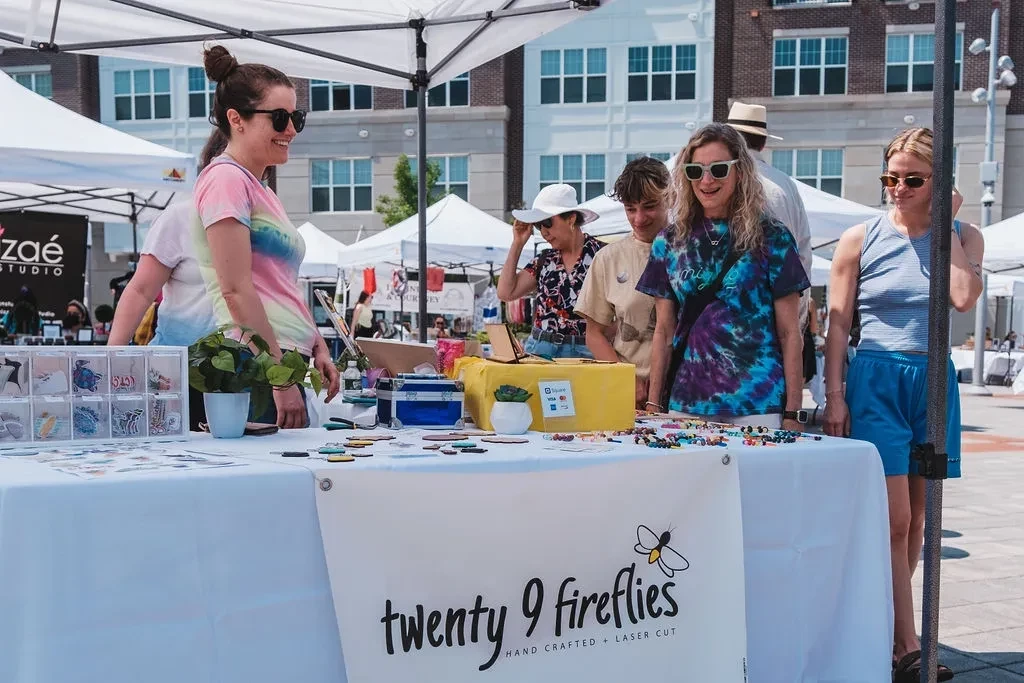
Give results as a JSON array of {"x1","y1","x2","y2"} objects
[{"x1": 0, "y1": 211, "x2": 88, "y2": 326}]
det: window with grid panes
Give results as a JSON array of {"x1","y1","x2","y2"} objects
[
  {"x1": 885, "y1": 33, "x2": 962, "y2": 93},
  {"x1": 626, "y1": 152, "x2": 673, "y2": 162},
  {"x1": 404, "y1": 73, "x2": 469, "y2": 108},
  {"x1": 627, "y1": 45, "x2": 697, "y2": 102},
  {"x1": 408, "y1": 156, "x2": 470, "y2": 202},
  {"x1": 773, "y1": 36, "x2": 847, "y2": 96},
  {"x1": 187, "y1": 67, "x2": 216, "y2": 119},
  {"x1": 311, "y1": 159, "x2": 373, "y2": 212},
  {"x1": 310, "y1": 80, "x2": 372, "y2": 111},
  {"x1": 114, "y1": 68, "x2": 171, "y2": 120},
  {"x1": 539, "y1": 154, "x2": 605, "y2": 201},
  {"x1": 772, "y1": 149, "x2": 844, "y2": 196},
  {"x1": 539, "y1": 48, "x2": 607, "y2": 104},
  {"x1": 7, "y1": 70, "x2": 52, "y2": 98}
]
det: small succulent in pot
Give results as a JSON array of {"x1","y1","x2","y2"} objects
[{"x1": 494, "y1": 384, "x2": 532, "y2": 402}]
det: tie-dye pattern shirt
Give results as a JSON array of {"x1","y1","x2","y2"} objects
[
  {"x1": 193, "y1": 157, "x2": 317, "y2": 355},
  {"x1": 636, "y1": 216, "x2": 809, "y2": 418}
]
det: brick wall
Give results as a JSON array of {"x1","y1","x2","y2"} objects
[
  {"x1": 504, "y1": 47, "x2": 525, "y2": 212},
  {"x1": 0, "y1": 49, "x2": 99, "y2": 118},
  {"x1": 721, "y1": 1, "x2": 1011, "y2": 102},
  {"x1": 1010, "y1": 0, "x2": 1024, "y2": 114},
  {"x1": 714, "y1": 0, "x2": 736, "y2": 121}
]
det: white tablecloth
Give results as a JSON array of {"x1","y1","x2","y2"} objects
[
  {"x1": 0, "y1": 428, "x2": 892, "y2": 683},
  {"x1": 951, "y1": 348, "x2": 1024, "y2": 380}
]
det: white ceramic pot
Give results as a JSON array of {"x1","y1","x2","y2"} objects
[
  {"x1": 490, "y1": 401, "x2": 533, "y2": 435},
  {"x1": 203, "y1": 392, "x2": 250, "y2": 439}
]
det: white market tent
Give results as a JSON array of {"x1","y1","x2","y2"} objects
[
  {"x1": 0, "y1": 0, "x2": 615, "y2": 340},
  {"x1": 337, "y1": 194, "x2": 518, "y2": 270},
  {"x1": 810, "y1": 254, "x2": 832, "y2": 287},
  {"x1": 0, "y1": 70, "x2": 194, "y2": 224},
  {"x1": 297, "y1": 222, "x2": 347, "y2": 279},
  {"x1": 981, "y1": 210, "x2": 1024, "y2": 275}
]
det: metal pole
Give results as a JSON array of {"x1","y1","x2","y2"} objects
[
  {"x1": 921, "y1": 2, "x2": 957, "y2": 681},
  {"x1": 969, "y1": 4, "x2": 999, "y2": 394},
  {"x1": 414, "y1": 20, "x2": 429, "y2": 344},
  {"x1": 129, "y1": 191, "x2": 139, "y2": 271}
]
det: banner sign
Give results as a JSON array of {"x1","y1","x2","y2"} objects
[
  {"x1": 0, "y1": 211, "x2": 88, "y2": 324},
  {"x1": 315, "y1": 453, "x2": 747, "y2": 682},
  {"x1": 349, "y1": 268, "x2": 474, "y2": 318}
]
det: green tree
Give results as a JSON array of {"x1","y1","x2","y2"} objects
[{"x1": 375, "y1": 154, "x2": 444, "y2": 227}]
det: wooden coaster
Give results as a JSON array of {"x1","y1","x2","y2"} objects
[
  {"x1": 422, "y1": 434, "x2": 463, "y2": 442},
  {"x1": 423, "y1": 444, "x2": 442, "y2": 451},
  {"x1": 481, "y1": 436, "x2": 529, "y2": 444},
  {"x1": 349, "y1": 451, "x2": 374, "y2": 458},
  {"x1": 349, "y1": 434, "x2": 394, "y2": 441},
  {"x1": 346, "y1": 440, "x2": 376, "y2": 446},
  {"x1": 440, "y1": 448, "x2": 458, "y2": 455},
  {"x1": 327, "y1": 454, "x2": 355, "y2": 463}
]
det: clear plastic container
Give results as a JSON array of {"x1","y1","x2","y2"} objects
[
  {"x1": 109, "y1": 351, "x2": 146, "y2": 395},
  {"x1": 31, "y1": 351, "x2": 71, "y2": 396},
  {"x1": 32, "y1": 396, "x2": 71, "y2": 441},
  {"x1": 73, "y1": 396, "x2": 111, "y2": 440},
  {"x1": 147, "y1": 352, "x2": 184, "y2": 393},
  {"x1": 71, "y1": 352, "x2": 110, "y2": 395},
  {"x1": 0, "y1": 398, "x2": 32, "y2": 442},
  {"x1": 148, "y1": 394, "x2": 185, "y2": 437},
  {"x1": 0, "y1": 352, "x2": 30, "y2": 398},
  {"x1": 110, "y1": 395, "x2": 148, "y2": 438}
]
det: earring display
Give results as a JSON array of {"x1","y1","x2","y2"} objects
[
  {"x1": 72, "y1": 353, "x2": 109, "y2": 395},
  {"x1": 0, "y1": 346, "x2": 187, "y2": 449},
  {"x1": 32, "y1": 352, "x2": 71, "y2": 396},
  {"x1": 0, "y1": 353, "x2": 29, "y2": 397}
]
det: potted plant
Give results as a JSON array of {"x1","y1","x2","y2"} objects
[
  {"x1": 188, "y1": 326, "x2": 323, "y2": 438},
  {"x1": 490, "y1": 384, "x2": 534, "y2": 435}
]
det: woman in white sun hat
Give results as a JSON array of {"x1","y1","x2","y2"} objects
[{"x1": 498, "y1": 184, "x2": 603, "y2": 358}]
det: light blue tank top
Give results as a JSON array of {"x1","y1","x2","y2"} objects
[{"x1": 856, "y1": 213, "x2": 960, "y2": 354}]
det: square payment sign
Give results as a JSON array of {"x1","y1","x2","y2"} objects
[{"x1": 537, "y1": 380, "x2": 576, "y2": 418}]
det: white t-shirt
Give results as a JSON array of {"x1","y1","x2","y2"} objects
[
  {"x1": 758, "y1": 158, "x2": 813, "y2": 328},
  {"x1": 140, "y1": 201, "x2": 217, "y2": 347}
]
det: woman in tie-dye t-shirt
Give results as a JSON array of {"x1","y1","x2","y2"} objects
[{"x1": 192, "y1": 46, "x2": 340, "y2": 428}]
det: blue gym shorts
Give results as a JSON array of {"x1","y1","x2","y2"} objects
[{"x1": 846, "y1": 350, "x2": 962, "y2": 478}]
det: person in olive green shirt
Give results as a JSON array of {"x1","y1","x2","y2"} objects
[{"x1": 575, "y1": 157, "x2": 670, "y2": 408}]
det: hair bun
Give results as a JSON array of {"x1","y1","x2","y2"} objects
[{"x1": 203, "y1": 45, "x2": 239, "y2": 82}]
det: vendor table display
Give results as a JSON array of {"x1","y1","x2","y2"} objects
[
  {"x1": 0, "y1": 346, "x2": 188, "y2": 446},
  {"x1": 0, "y1": 420, "x2": 892, "y2": 683}
]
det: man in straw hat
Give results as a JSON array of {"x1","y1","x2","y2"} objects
[{"x1": 726, "y1": 102, "x2": 815, "y2": 381}]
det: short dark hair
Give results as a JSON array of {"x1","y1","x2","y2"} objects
[
  {"x1": 357, "y1": 290, "x2": 371, "y2": 304},
  {"x1": 610, "y1": 156, "x2": 670, "y2": 206},
  {"x1": 738, "y1": 131, "x2": 766, "y2": 153},
  {"x1": 204, "y1": 46, "x2": 294, "y2": 138}
]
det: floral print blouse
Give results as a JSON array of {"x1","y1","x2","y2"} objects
[{"x1": 524, "y1": 234, "x2": 604, "y2": 337}]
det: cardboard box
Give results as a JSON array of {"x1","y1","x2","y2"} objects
[{"x1": 461, "y1": 359, "x2": 635, "y2": 432}]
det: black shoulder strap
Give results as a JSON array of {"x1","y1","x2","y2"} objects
[{"x1": 680, "y1": 249, "x2": 740, "y2": 330}]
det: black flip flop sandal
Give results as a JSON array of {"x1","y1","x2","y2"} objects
[{"x1": 894, "y1": 650, "x2": 954, "y2": 682}]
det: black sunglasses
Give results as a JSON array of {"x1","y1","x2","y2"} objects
[
  {"x1": 682, "y1": 159, "x2": 738, "y2": 182},
  {"x1": 534, "y1": 218, "x2": 554, "y2": 230},
  {"x1": 879, "y1": 174, "x2": 929, "y2": 189},
  {"x1": 238, "y1": 108, "x2": 307, "y2": 133}
]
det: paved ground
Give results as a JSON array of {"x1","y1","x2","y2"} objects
[{"x1": 806, "y1": 386, "x2": 1024, "y2": 680}]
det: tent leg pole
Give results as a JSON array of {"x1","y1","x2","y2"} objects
[
  {"x1": 921, "y1": 3, "x2": 957, "y2": 682},
  {"x1": 414, "y1": 19, "x2": 429, "y2": 344}
]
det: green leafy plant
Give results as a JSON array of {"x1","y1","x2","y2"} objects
[
  {"x1": 494, "y1": 384, "x2": 532, "y2": 402},
  {"x1": 188, "y1": 326, "x2": 323, "y2": 417},
  {"x1": 335, "y1": 347, "x2": 371, "y2": 373},
  {"x1": 374, "y1": 154, "x2": 444, "y2": 227}
]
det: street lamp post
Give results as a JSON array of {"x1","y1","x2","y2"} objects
[{"x1": 966, "y1": 2, "x2": 1016, "y2": 393}]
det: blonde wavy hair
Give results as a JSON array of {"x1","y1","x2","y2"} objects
[
  {"x1": 668, "y1": 123, "x2": 766, "y2": 253},
  {"x1": 886, "y1": 126, "x2": 933, "y2": 166}
]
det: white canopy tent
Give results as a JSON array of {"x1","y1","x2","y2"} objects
[
  {"x1": 337, "y1": 194, "x2": 519, "y2": 271},
  {"x1": 0, "y1": 70, "x2": 194, "y2": 224},
  {"x1": 297, "y1": 222, "x2": 347, "y2": 279},
  {"x1": 554, "y1": 158, "x2": 882, "y2": 250},
  {"x1": 981, "y1": 210, "x2": 1024, "y2": 275},
  {"x1": 0, "y1": 0, "x2": 615, "y2": 340}
]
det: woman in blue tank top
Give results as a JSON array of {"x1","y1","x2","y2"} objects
[{"x1": 823, "y1": 127, "x2": 984, "y2": 682}]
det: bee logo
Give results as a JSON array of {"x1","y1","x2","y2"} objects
[{"x1": 634, "y1": 525, "x2": 690, "y2": 578}]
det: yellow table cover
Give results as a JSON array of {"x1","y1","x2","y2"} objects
[{"x1": 456, "y1": 357, "x2": 636, "y2": 432}]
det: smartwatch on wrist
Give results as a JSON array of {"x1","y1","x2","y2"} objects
[{"x1": 783, "y1": 410, "x2": 809, "y2": 424}]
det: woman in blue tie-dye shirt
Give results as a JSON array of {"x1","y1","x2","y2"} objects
[{"x1": 638, "y1": 123, "x2": 809, "y2": 430}]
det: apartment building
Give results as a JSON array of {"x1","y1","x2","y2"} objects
[
  {"x1": 714, "y1": 0, "x2": 1016, "y2": 226},
  {"x1": 522, "y1": 0, "x2": 716, "y2": 208}
]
